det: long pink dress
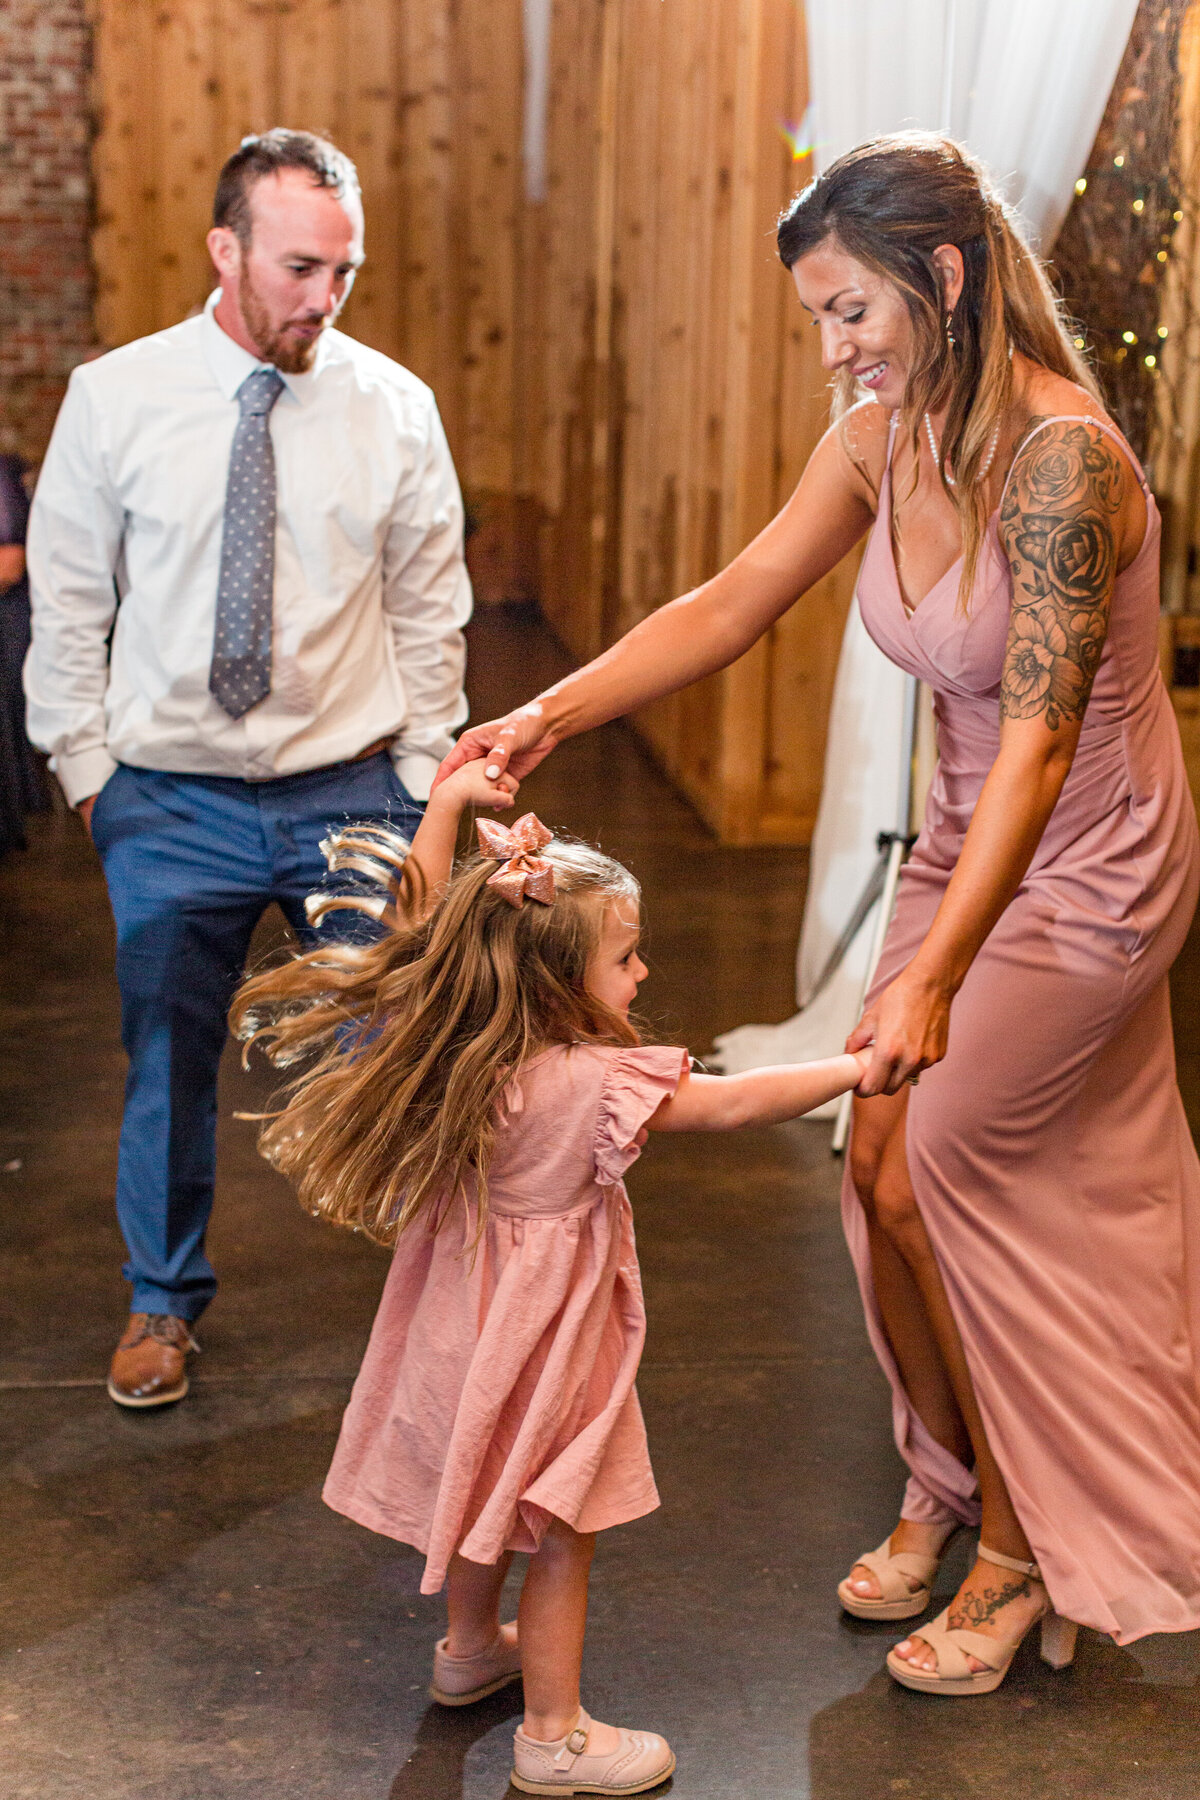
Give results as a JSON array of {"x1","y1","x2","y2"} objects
[
  {"x1": 845, "y1": 413, "x2": 1200, "y2": 1644},
  {"x1": 323, "y1": 1042, "x2": 687, "y2": 1594}
]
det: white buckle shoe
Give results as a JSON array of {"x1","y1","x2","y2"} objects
[
  {"x1": 429, "y1": 1627, "x2": 522, "y2": 1705},
  {"x1": 511, "y1": 1706, "x2": 675, "y2": 1795}
]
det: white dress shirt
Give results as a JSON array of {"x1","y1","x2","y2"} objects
[{"x1": 26, "y1": 291, "x2": 471, "y2": 805}]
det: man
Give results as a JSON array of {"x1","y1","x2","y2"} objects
[{"x1": 26, "y1": 130, "x2": 471, "y2": 1408}]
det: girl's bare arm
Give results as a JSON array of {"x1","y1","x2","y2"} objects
[
  {"x1": 646, "y1": 1053, "x2": 869, "y2": 1133},
  {"x1": 393, "y1": 765, "x2": 518, "y2": 919}
]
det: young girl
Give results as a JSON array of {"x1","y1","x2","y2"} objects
[{"x1": 232, "y1": 762, "x2": 869, "y2": 1796}]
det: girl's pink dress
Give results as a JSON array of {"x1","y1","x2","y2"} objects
[
  {"x1": 323, "y1": 1042, "x2": 687, "y2": 1594},
  {"x1": 848, "y1": 412, "x2": 1200, "y2": 1643}
]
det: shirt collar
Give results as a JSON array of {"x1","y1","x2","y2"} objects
[{"x1": 200, "y1": 290, "x2": 332, "y2": 404}]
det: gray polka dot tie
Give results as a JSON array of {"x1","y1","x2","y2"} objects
[{"x1": 209, "y1": 367, "x2": 285, "y2": 719}]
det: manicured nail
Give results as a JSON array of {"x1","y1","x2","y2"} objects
[{"x1": 486, "y1": 764, "x2": 500, "y2": 778}]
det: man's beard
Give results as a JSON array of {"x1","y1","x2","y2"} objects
[{"x1": 237, "y1": 267, "x2": 328, "y2": 374}]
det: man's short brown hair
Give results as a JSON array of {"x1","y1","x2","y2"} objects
[{"x1": 212, "y1": 129, "x2": 361, "y2": 247}]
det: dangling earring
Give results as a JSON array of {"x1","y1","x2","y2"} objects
[{"x1": 946, "y1": 311, "x2": 957, "y2": 352}]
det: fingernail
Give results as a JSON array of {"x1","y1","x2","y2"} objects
[{"x1": 486, "y1": 765, "x2": 500, "y2": 778}]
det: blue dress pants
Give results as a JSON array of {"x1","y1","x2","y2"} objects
[{"x1": 89, "y1": 753, "x2": 423, "y2": 1321}]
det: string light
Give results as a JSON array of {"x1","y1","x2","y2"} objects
[{"x1": 1057, "y1": 46, "x2": 1184, "y2": 456}]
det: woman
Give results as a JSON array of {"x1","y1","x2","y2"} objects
[{"x1": 438, "y1": 134, "x2": 1200, "y2": 1693}]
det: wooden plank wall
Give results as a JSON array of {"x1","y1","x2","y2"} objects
[
  {"x1": 92, "y1": 0, "x2": 526, "y2": 559},
  {"x1": 529, "y1": 0, "x2": 857, "y2": 841},
  {"x1": 91, "y1": 0, "x2": 856, "y2": 844}
]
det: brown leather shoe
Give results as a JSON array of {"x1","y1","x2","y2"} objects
[{"x1": 107, "y1": 1313, "x2": 199, "y2": 1408}]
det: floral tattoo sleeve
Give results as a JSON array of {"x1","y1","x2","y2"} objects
[{"x1": 998, "y1": 421, "x2": 1125, "y2": 730}]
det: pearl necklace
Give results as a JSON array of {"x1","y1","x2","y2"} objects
[{"x1": 923, "y1": 411, "x2": 1000, "y2": 489}]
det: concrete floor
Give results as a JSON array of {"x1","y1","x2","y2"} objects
[{"x1": 2, "y1": 606, "x2": 1200, "y2": 1800}]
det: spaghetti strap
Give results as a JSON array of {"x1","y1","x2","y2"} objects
[
  {"x1": 883, "y1": 409, "x2": 901, "y2": 487},
  {"x1": 999, "y1": 412, "x2": 1152, "y2": 509}
]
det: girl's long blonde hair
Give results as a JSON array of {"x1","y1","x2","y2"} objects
[
  {"x1": 230, "y1": 828, "x2": 641, "y2": 1248},
  {"x1": 776, "y1": 132, "x2": 1103, "y2": 604}
]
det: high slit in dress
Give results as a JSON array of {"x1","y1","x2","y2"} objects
[{"x1": 843, "y1": 411, "x2": 1200, "y2": 1643}]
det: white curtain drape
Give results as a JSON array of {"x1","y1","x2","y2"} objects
[
  {"x1": 522, "y1": 0, "x2": 552, "y2": 203},
  {"x1": 714, "y1": 0, "x2": 1138, "y2": 1111},
  {"x1": 806, "y1": 0, "x2": 1140, "y2": 248}
]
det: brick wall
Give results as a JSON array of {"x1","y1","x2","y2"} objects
[{"x1": 0, "y1": 0, "x2": 94, "y2": 462}]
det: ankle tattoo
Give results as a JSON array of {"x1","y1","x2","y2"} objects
[{"x1": 948, "y1": 1576, "x2": 1031, "y2": 1632}]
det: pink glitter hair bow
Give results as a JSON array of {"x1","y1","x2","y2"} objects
[{"x1": 476, "y1": 813, "x2": 556, "y2": 908}]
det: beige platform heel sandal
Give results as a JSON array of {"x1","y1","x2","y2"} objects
[
  {"x1": 838, "y1": 1525, "x2": 958, "y2": 1622},
  {"x1": 885, "y1": 1543, "x2": 1078, "y2": 1696}
]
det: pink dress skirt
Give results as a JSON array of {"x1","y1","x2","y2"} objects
[
  {"x1": 323, "y1": 1043, "x2": 687, "y2": 1594},
  {"x1": 847, "y1": 412, "x2": 1200, "y2": 1643}
]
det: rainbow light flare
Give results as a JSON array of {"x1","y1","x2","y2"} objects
[{"x1": 779, "y1": 105, "x2": 817, "y2": 165}]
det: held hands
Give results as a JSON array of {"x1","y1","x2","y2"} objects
[
  {"x1": 433, "y1": 703, "x2": 560, "y2": 791},
  {"x1": 393, "y1": 760, "x2": 521, "y2": 926},
  {"x1": 847, "y1": 966, "x2": 953, "y2": 1098},
  {"x1": 428, "y1": 760, "x2": 520, "y2": 816}
]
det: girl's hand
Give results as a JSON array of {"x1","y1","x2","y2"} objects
[
  {"x1": 433, "y1": 704, "x2": 561, "y2": 789},
  {"x1": 395, "y1": 766, "x2": 521, "y2": 925},
  {"x1": 428, "y1": 762, "x2": 520, "y2": 815},
  {"x1": 847, "y1": 967, "x2": 953, "y2": 1097}
]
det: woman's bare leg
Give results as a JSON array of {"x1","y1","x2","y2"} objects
[
  {"x1": 446, "y1": 1549, "x2": 515, "y2": 1658},
  {"x1": 846, "y1": 1091, "x2": 972, "y2": 1601},
  {"x1": 854, "y1": 1095, "x2": 974, "y2": 1464},
  {"x1": 865, "y1": 1108, "x2": 1047, "y2": 1671}
]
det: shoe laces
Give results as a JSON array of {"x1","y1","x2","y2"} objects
[{"x1": 130, "y1": 1314, "x2": 200, "y2": 1353}]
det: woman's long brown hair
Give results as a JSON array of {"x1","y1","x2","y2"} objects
[
  {"x1": 230, "y1": 831, "x2": 641, "y2": 1248},
  {"x1": 777, "y1": 132, "x2": 1103, "y2": 606}
]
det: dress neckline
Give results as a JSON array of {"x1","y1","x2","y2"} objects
[
  {"x1": 883, "y1": 453, "x2": 1000, "y2": 619},
  {"x1": 881, "y1": 408, "x2": 1154, "y2": 622}
]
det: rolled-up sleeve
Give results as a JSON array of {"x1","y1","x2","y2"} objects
[
  {"x1": 25, "y1": 371, "x2": 125, "y2": 806},
  {"x1": 383, "y1": 398, "x2": 472, "y2": 800}
]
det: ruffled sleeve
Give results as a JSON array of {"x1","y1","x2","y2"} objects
[{"x1": 594, "y1": 1046, "x2": 690, "y2": 1187}]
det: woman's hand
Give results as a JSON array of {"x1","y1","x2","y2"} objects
[
  {"x1": 847, "y1": 966, "x2": 953, "y2": 1098},
  {"x1": 433, "y1": 704, "x2": 561, "y2": 790}
]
